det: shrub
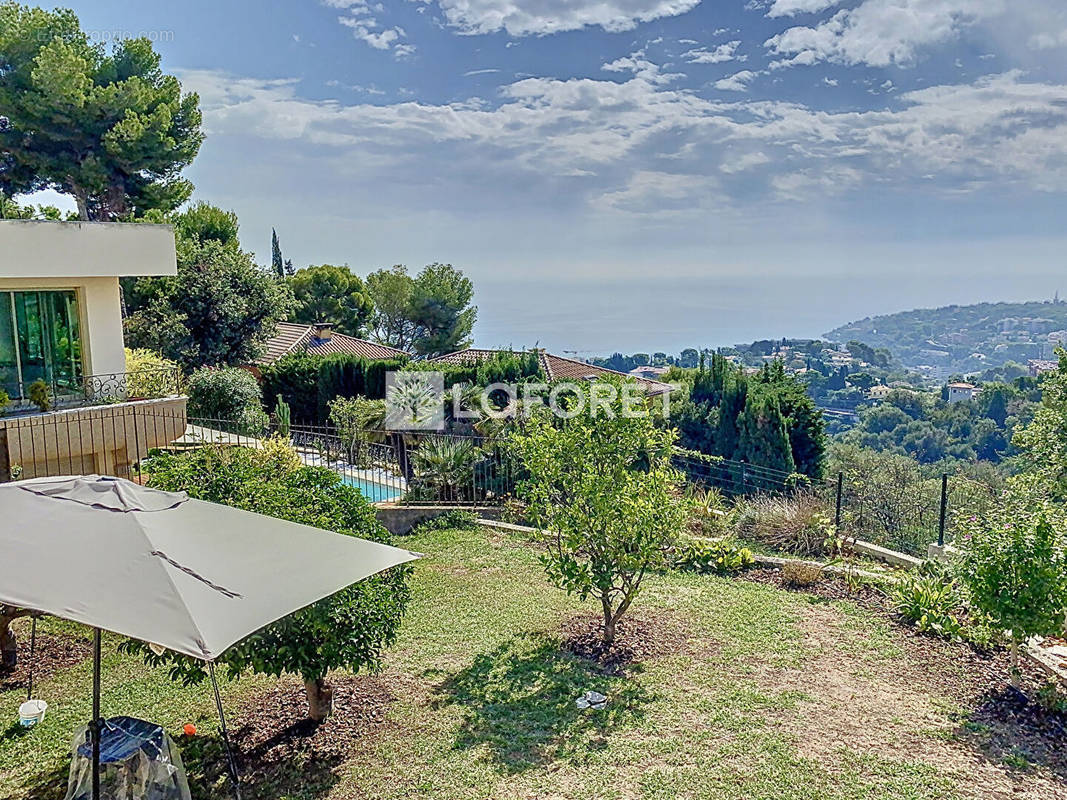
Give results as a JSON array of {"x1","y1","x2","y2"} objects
[
  {"x1": 957, "y1": 479, "x2": 1067, "y2": 684},
  {"x1": 0, "y1": 388, "x2": 9, "y2": 415},
  {"x1": 891, "y1": 571, "x2": 967, "y2": 641},
  {"x1": 412, "y1": 509, "x2": 480, "y2": 533},
  {"x1": 317, "y1": 354, "x2": 408, "y2": 420},
  {"x1": 135, "y1": 443, "x2": 412, "y2": 721},
  {"x1": 329, "y1": 396, "x2": 386, "y2": 465},
  {"x1": 124, "y1": 348, "x2": 180, "y2": 399},
  {"x1": 734, "y1": 493, "x2": 835, "y2": 556},
  {"x1": 27, "y1": 378, "x2": 50, "y2": 412},
  {"x1": 687, "y1": 486, "x2": 733, "y2": 537},
  {"x1": 410, "y1": 436, "x2": 479, "y2": 502},
  {"x1": 186, "y1": 366, "x2": 267, "y2": 435},
  {"x1": 781, "y1": 561, "x2": 824, "y2": 588},
  {"x1": 261, "y1": 352, "x2": 409, "y2": 425},
  {"x1": 673, "y1": 537, "x2": 755, "y2": 575}
]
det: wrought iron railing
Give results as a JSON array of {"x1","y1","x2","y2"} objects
[{"x1": 3, "y1": 368, "x2": 183, "y2": 413}]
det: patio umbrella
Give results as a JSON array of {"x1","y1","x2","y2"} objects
[{"x1": 0, "y1": 474, "x2": 420, "y2": 800}]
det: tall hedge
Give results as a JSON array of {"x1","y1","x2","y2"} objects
[
  {"x1": 261, "y1": 352, "x2": 408, "y2": 425},
  {"x1": 316, "y1": 354, "x2": 407, "y2": 421},
  {"x1": 260, "y1": 353, "x2": 319, "y2": 423},
  {"x1": 405, "y1": 350, "x2": 544, "y2": 388}
]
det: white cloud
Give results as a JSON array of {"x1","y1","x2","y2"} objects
[
  {"x1": 720, "y1": 150, "x2": 770, "y2": 173},
  {"x1": 602, "y1": 50, "x2": 684, "y2": 84},
  {"x1": 765, "y1": 0, "x2": 844, "y2": 17},
  {"x1": 823, "y1": 76, "x2": 838, "y2": 86},
  {"x1": 683, "y1": 41, "x2": 743, "y2": 64},
  {"x1": 714, "y1": 70, "x2": 758, "y2": 91},
  {"x1": 464, "y1": 68, "x2": 502, "y2": 76},
  {"x1": 425, "y1": 0, "x2": 703, "y2": 36},
  {"x1": 329, "y1": 0, "x2": 414, "y2": 56},
  {"x1": 596, "y1": 170, "x2": 717, "y2": 215},
  {"x1": 182, "y1": 69, "x2": 1067, "y2": 213},
  {"x1": 765, "y1": 0, "x2": 1006, "y2": 68},
  {"x1": 1030, "y1": 29, "x2": 1067, "y2": 49}
]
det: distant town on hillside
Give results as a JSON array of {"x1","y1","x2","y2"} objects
[{"x1": 823, "y1": 299, "x2": 1067, "y2": 376}]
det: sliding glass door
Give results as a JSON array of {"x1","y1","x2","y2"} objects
[{"x1": 0, "y1": 290, "x2": 83, "y2": 400}]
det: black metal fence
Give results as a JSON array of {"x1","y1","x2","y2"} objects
[
  {"x1": 0, "y1": 405, "x2": 517, "y2": 506},
  {"x1": 0, "y1": 402, "x2": 999, "y2": 556}
]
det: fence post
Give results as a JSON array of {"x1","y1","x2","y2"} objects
[
  {"x1": 834, "y1": 471, "x2": 843, "y2": 535},
  {"x1": 938, "y1": 473, "x2": 949, "y2": 548}
]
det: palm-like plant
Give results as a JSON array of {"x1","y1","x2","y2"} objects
[{"x1": 413, "y1": 436, "x2": 479, "y2": 501}]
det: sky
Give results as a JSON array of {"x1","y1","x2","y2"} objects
[{"x1": 37, "y1": 0, "x2": 1067, "y2": 354}]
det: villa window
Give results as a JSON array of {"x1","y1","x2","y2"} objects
[{"x1": 0, "y1": 290, "x2": 83, "y2": 400}]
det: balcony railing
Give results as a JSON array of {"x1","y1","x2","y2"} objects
[{"x1": 2, "y1": 367, "x2": 184, "y2": 414}]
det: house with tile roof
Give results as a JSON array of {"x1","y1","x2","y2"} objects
[
  {"x1": 430, "y1": 348, "x2": 674, "y2": 396},
  {"x1": 946, "y1": 382, "x2": 979, "y2": 403},
  {"x1": 257, "y1": 322, "x2": 410, "y2": 365}
]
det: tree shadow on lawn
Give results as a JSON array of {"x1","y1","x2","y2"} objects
[
  {"x1": 182, "y1": 674, "x2": 395, "y2": 800},
  {"x1": 955, "y1": 683, "x2": 1067, "y2": 782},
  {"x1": 429, "y1": 631, "x2": 655, "y2": 773}
]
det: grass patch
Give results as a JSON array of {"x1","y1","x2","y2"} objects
[{"x1": 1, "y1": 525, "x2": 1056, "y2": 799}]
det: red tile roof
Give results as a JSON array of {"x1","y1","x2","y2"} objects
[
  {"x1": 430, "y1": 348, "x2": 674, "y2": 395},
  {"x1": 259, "y1": 322, "x2": 409, "y2": 364}
]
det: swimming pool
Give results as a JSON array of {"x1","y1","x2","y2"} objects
[{"x1": 341, "y1": 474, "x2": 404, "y2": 503}]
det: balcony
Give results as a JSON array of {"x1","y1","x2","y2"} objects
[
  {"x1": 2, "y1": 367, "x2": 184, "y2": 415},
  {"x1": 0, "y1": 368, "x2": 187, "y2": 481}
]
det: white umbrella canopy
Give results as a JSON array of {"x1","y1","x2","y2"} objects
[{"x1": 0, "y1": 475, "x2": 420, "y2": 659}]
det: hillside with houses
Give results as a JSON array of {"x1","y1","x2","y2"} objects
[{"x1": 825, "y1": 300, "x2": 1067, "y2": 376}]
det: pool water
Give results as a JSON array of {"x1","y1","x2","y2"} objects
[{"x1": 342, "y1": 474, "x2": 403, "y2": 503}]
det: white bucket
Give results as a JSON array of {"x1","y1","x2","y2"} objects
[{"x1": 18, "y1": 699, "x2": 47, "y2": 728}]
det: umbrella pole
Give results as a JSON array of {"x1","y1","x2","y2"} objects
[
  {"x1": 91, "y1": 628, "x2": 101, "y2": 800},
  {"x1": 209, "y1": 661, "x2": 243, "y2": 800}
]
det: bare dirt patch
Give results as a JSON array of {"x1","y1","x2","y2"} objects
[
  {"x1": 743, "y1": 568, "x2": 1067, "y2": 799},
  {"x1": 0, "y1": 629, "x2": 91, "y2": 693},
  {"x1": 179, "y1": 673, "x2": 399, "y2": 800},
  {"x1": 229, "y1": 674, "x2": 395, "y2": 765},
  {"x1": 561, "y1": 611, "x2": 693, "y2": 675}
]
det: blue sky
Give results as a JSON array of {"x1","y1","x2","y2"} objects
[{"x1": 45, "y1": 0, "x2": 1067, "y2": 353}]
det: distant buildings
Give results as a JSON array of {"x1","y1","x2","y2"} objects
[
  {"x1": 628, "y1": 365, "x2": 672, "y2": 381},
  {"x1": 1028, "y1": 359, "x2": 1059, "y2": 377},
  {"x1": 946, "y1": 382, "x2": 979, "y2": 403}
]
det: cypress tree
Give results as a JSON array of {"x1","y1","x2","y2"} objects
[
  {"x1": 715, "y1": 373, "x2": 748, "y2": 461},
  {"x1": 271, "y1": 228, "x2": 285, "y2": 279},
  {"x1": 740, "y1": 395, "x2": 795, "y2": 475}
]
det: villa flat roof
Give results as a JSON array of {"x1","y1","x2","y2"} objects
[{"x1": 0, "y1": 220, "x2": 177, "y2": 279}]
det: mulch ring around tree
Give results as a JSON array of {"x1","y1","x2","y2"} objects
[
  {"x1": 743, "y1": 565, "x2": 1067, "y2": 774},
  {"x1": 561, "y1": 612, "x2": 692, "y2": 675},
  {"x1": 0, "y1": 630, "x2": 92, "y2": 692},
  {"x1": 227, "y1": 674, "x2": 395, "y2": 767}
]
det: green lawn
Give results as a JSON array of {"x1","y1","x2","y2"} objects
[{"x1": 2, "y1": 525, "x2": 1063, "y2": 799}]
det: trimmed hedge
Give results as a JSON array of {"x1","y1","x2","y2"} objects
[
  {"x1": 405, "y1": 350, "x2": 544, "y2": 388},
  {"x1": 261, "y1": 352, "x2": 409, "y2": 425}
]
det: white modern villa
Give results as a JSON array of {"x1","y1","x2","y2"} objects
[{"x1": 0, "y1": 220, "x2": 187, "y2": 479}]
